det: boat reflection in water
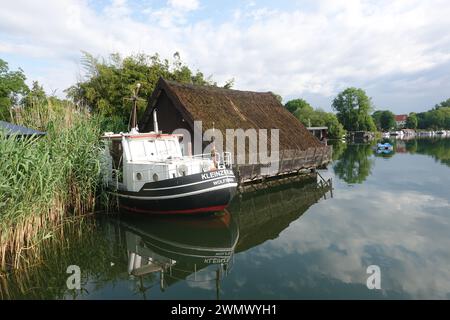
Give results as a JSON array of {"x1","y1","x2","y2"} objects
[
  {"x1": 116, "y1": 211, "x2": 239, "y2": 297},
  {"x1": 112, "y1": 173, "x2": 332, "y2": 298}
]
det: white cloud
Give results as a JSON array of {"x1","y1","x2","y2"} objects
[
  {"x1": 103, "y1": 0, "x2": 132, "y2": 19},
  {"x1": 0, "y1": 0, "x2": 449, "y2": 111},
  {"x1": 267, "y1": 180, "x2": 450, "y2": 298},
  {"x1": 168, "y1": 0, "x2": 199, "y2": 11}
]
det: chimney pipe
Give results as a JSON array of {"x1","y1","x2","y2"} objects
[{"x1": 153, "y1": 109, "x2": 159, "y2": 133}]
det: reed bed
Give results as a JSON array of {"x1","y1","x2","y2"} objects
[
  {"x1": 0, "y1": 216, "x2": 128, "y2": 299},
  {"x1": 0, "y1": 100, "x2": 107, "y2": 270}
]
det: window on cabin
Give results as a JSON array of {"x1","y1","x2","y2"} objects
[
  {"x1": 145, "y1": 140, "x2": 157, "y2": 157},
  {"x1": 130, "y1": 141, "x2": 147, "y2": 160},
  {"x1": 110, "y1": 140, "x2": 123, "y2": 183},
  {"x1": 156, "y1": 140, "x2": 168, "y2": 157},
  {"x1": 127, "y1": 138, "x2": 181, "y2": 161},
  {"x1": 166, "y1": 140, "x2": 179, "y2": 157}
]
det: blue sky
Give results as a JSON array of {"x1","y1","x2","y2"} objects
[{"x1": 1, "y1": 0, "x2": 450, "y2": 113}]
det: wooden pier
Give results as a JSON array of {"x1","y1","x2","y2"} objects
[{"x1": 233, "y1": 145, "x2": 333, "y2": 185}]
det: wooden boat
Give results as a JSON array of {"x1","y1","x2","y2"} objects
[{"x1": 101, "y1": 84, "x2": 237, "y2": 215}]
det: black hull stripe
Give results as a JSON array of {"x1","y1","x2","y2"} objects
[
  {"x1": 118, "y1": 186, "x2": 236, "y2": 213},
  {"x1": 137, "y1": 176, "x2": 236, "y2": 197},
  {"x1": 113, "y1": 183, "x2": 237, "y2": 200},
  {"x1": 143, "y1": 175, "x2": 235, "y2": 191},
  {"x1": 141, "y1": 169, "x2": 235, "y2": 189}
]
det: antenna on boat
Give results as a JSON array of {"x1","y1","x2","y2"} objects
[
  {"x1": 212, "y1": 122, "x2": 216, "y2": 152},
  {"x1": 211, "y1": 121, "x2": 217, "y2": 164},
  {"x1": 127, "y1": 83, "x2": 142, "y2": 134}
]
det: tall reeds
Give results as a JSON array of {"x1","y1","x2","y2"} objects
[
  {"x1": 0, "y1": 99, "x2": 106, "y2": 270},
  {"x1": 0, "y1": 216, "x2": 128, "y2": 299}
]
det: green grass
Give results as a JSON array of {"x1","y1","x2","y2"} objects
[{"x1": 0, "y1": 100, "x2": 109, "y2": 269}]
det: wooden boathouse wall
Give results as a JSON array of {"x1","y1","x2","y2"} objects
[
  {"x1": 233, "y1": 146, "x2": 332, "y2": 184},
  {"x1": 140, "y1": 78, "x2": 332, "y2": 184}
]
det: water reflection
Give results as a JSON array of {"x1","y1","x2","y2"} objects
[
  {"x1": 408, "y1": 138, "x2": 450, "y2": 167},
  {"x1": 333, "y1": 143, "x2": 375, "y2": 184},
  {"x1": 331, "y1": 137, "x2": 450, "y2": 185},
  {"x1": 114, "y1": 212, "x2": 239, "y2": 299},
  {"x1": 0, "y1": 175, "x2": 332, "y2": 299},
  {"x1": 105, "y1": 175, "x2": 332, "y2": 299},
  {"x1": 382, "y1": 137, "x2": 450, "y2": 166},
  {"x1": 231, "y1": 176, "x2": 332, "y2": 253},
  {"x1": 4, "y1": 137, "x2": 449, "y2": 299}
]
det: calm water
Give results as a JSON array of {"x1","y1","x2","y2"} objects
[{"x1": 3, "y1": 137, "x2": 450, "y2": 299}]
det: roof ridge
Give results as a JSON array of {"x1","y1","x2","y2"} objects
[{"x1": 162, "y1": 78, "x2": 273, "y2": 95}]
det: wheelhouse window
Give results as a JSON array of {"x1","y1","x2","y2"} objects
[
  {"x1": 129, "y1": 141, "x2": 147, "y2": 160},
  {"x1": 128, "y1": 138, "x2": 181, "y2": 161},
  {"x1": 145, "y1": 140, "x2": 157, "y2": 157},
  {"x1": 156, "y1": 140, "x2": 168, "y2": 157},
  {"x1": 166, "y1": 139, "x2": 181, "y2": 157}
]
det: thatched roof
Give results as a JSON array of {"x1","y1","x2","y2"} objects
[{"x1": 140, "y1": 78, "x2": 321, "y2": 151}]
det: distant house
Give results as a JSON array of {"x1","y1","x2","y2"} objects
[
  {"x1": 139, "y1": 78, "x2": 332, "y2": 183},
  {"x1": 0, "y1": 121, "x2": 46, "y2": 137},
  {"x1": 395, "y1": 114, "x2": 408, "y2": 128},
  {"x1": 307, "y1": 126, "x2": 328, "y2": 144}
]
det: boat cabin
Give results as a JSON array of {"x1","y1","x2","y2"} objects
[{"x1": 102, "y1": 132, "x2": 231, "y2": 193}]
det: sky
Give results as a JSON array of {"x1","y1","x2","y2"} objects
[{"x1": 1, "y1": 0, "x2": 450, "y2": 114}]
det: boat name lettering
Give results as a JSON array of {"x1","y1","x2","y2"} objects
[
  {"x1": 204, "y1": 257, "x2": 230, "y2": 264},
  {"x1": 201, "y1": 169, "x2": 233, "y2": 180},
  {"x1": 213, "y1": 177, "x2": 234, "y2": 186}
]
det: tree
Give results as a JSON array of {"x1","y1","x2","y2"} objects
[
  {"x1": 320, "y1": 110, "x2": 346, "y2": 139},
  {"x1": 406, "y1": 112, "x2": 418, "y2": 129},
  {"x1": 65, "y1": 52, "x2": 222, "y2": 123},
  {"x1": 0, "y1": 59, "x2": 29, "y2": 121},
  {"x1": 431, "y1": 107, "x2": 450, "y2": 129},
  {"x1": 284, "y1": 98, "x2": 312, "y2": 114},
  {"x1": 371, "y1": 110, "x2": 383, "y2": 130},
  {"x1": 434, "y1": 98, "x2": 450, "y2": 110},
  {"x1": 22, "y1": 81, "x2": 46, "y2": 107},
  {"x1": 379, "y1": 110, "x2": 395, "y2": 131},
  {"x1": 284, "y1": 98, "x2": 346, "y2": 139},
  {"x1": 417, "y1": 107, "x2": 450, "y2": 130},
  {"x1": 333, "y1": 143, "x2": 374, "y2": 184},
  {"x1": 332, "y1": 87, "x2": 376, "y2": 132}
]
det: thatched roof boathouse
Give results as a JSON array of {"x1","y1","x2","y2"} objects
[{"x1": 140, "y1": 78, "x2": 332, "y2": 184}]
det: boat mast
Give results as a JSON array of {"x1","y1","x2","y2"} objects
[{"x1": 129, "y1": 83, "x2": 141, "y2": 134}]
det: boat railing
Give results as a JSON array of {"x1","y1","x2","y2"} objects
[
  {"x1": 166, "y1": 161, "x2": 206, "y2": 179},
  {"x1": 187, "y1": 152, "x2": 233, "y2": 169},
  {"x1": 222, "y1": 152, "x2": 233, "y2": 168}
]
